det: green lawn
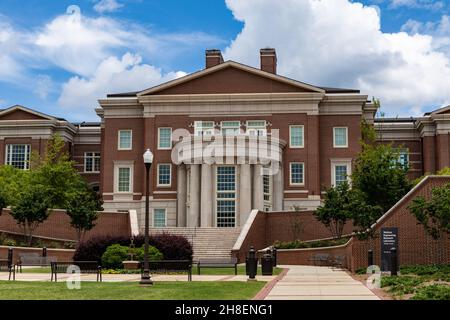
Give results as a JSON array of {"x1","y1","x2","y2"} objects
[
  {"x1": 20, "y1": 265, "x2": 283, "y2": 276},
  {"x1": 0, "y1": 280, "x2": 266, "y2": 300}
]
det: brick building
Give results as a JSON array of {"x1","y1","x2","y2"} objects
[{"x1": 1, "y1": 49, "x2": 449, "y2": 230}]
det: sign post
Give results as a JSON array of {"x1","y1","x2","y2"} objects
[{"x1": 381, "y1": 227, "x2": 398, "y2": 271}]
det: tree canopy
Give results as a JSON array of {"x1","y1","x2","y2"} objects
[{"x1": 409, "y1": 183, "x2": 450, "y2": 240}]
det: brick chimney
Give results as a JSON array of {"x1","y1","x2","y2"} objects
[
  {"x1": 260, "y1": 48, "x2": 277, "y2": 74},
  {"x1": 205, "y1": 49, "x2": 224, "y2": 69}
]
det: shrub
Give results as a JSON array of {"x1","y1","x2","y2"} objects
[
  {"x1": 74, "y1": 233, "x2": 193, "y2": 262},
  {"x1": 381, "y1": 275, "x2": 424, "y2": 297},
  {"x1": 412, "y1": 284, "x2": 450, "y2": 300},
  {"x1": 273, "y1": 237, "x2": 349, "y2": 249},
  {"x1": 133, "y1": 246, "x2": 164, "y2": 262},
  {"x1": 101, "y1": 244, "x2": 129, "y2": 269}
]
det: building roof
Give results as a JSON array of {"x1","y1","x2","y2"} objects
[
  {"x1": 374, "y1": 117, "x2": 417, "y2": 123},
  {"x1": 106, "y1": 60, "x2": 360, "y2": 97}
]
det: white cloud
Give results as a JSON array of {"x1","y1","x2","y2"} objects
[
  {"x1": 33, "y1": 8, "x2": 132, "y2": 76},
  {"x1": 58, "y1": 53, "x2": 186, "y2": 120},
  {"x1": 224, "y1": 0, "x2": 450, "y2": 115},
  {"x1": 0, "y1": 20, "x2": 26, "y2": 82},
  {"x1": 94, "y1": 0, "x2": 124, "y2": 14},
  {"x1": 389, "y1": 0, "x2": 445, "y2": 10},
  {"x1": 34, "y1": 74, "x2": 53, "y2": 99}
]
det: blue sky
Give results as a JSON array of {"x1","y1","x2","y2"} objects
[{"x1": 0, "y1": 0, "x2": 449, "y2": 121}]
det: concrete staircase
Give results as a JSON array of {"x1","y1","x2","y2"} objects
[{"x1": 149, "y1": 227, "x2": 242, "y2": 261}]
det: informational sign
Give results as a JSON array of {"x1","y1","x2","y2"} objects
[{"x1": 380, "y1": 227, "x2": 398, "y2": 271}]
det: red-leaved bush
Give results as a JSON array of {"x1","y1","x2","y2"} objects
[{"x1": 73, "y1": 233, "x2": 193, "y2": 263}]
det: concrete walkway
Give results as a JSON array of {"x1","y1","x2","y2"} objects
[{"x1": 264, "y1": 265, "x2": 379, "y2": 300}]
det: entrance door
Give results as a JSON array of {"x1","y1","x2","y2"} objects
[{"x1": 216, "y1": 166, "x2": 236, "y2": 227}]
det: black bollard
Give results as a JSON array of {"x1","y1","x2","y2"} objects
[
  {"x1": 7, "y1": 248, "x2": 13, "y2": 269},
  {"x1": 272, "y1": 247, "x2": 277, "y2": 267},
  {"x1": 247, "y1": 247, "x2": 257, "y2": 280},
  {"x1": 368, "y1": 249, "x2": 373, "y2": 267},
  {"x1": 390, "y1": 247, "x2": 398, "y2": 276}
]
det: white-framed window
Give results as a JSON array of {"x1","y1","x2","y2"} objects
[
  {"x1": 118, "y1": 130, "x2": 132, "y2": 150},
  {"x1": 216, "y1": 166, "x2": 236, "y2": 227},
  {"x1": 117, "y1": 167, "x2": 132, "y2": 192},
  {"x1": 158, "y1": 127, "x2": 172, "y2": 150},
  {"x1": 331, "y1": 160, "x2": 352, "y2": 187},
  {"x1": 221, "y1": 121, "x2": 241, "y2": 136},
  {"x1": 84, "y1": 152, "x2": 100, "y2": 173},
  {"x1": 157, "y1": 164, "x2": 172, "y2": 187},
  {"x1": 289, "y1": 162, "x2": 305, "y2": 186},
  {"x1": 194, "y1": 121, "x2": 215, "y2": 136},
  {"x1": 289, "y1": 125, "x2": 304, "y2": 148},
  {"x1": 5, "y1": 144, "x2": 31, "y2": 170},
  {"x1": 246, "y1": 120, "x2": 267, "y2": 136},
  {"x1": 153, "y1": 208, "x2": 167, "y2": 227},
  {"x1": 263, "y1": 174, "x2": 272, "y2": 211},
  {"x1": 333, "y1": 127, "x2": 348, "y2": 148}
]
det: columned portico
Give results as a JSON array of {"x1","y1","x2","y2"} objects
[
  {"x1": 175, "y1": 135, "x2": 286, "y2": 227},
  {"x1": 187, "y1": 164, "x2": 200, "y2": 227},
  {"x1": 252, "y1": 164, "x2": 264, "y2": 211},
  {"x1": 200, "y1": 164, "x2": 213, "y2": 227},
  {"x1": 239, "y1": 164, "x2": 251, "y2": 224},
  {"x1": 176, "y1": 164, "x2": 187, "y2": 227}
]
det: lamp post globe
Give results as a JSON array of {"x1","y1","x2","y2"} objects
[{"x1": 140, "y1": 148, "x2": 153, "y2": 285}]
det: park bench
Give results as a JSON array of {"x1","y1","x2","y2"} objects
[
  {"x1": 331, "y1": 255, "x2": 346, "y2": 268},
  {"x1": 308, "y1": 253, "x2": 331, "y2": 266},
  {"x1": 50, "y1": 261, "x2": 102, "y2": 282},
  {"x1": 16, "y1": 253, "x2": 57, "y2": 272},
  {"x1": 197, "y1": 258, "x2": 238, "y2": 275},
  {"x1": 140, "y1": 260, "x2": 193, "y2": 281},
  {"x1": 0, "y1": 259, "x2": 15, "y2": 280}
]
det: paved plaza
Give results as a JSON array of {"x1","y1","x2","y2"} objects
[
  {"x1": 0, "y1": 265, "x2": 380, "y2": 300},
  {"x1": 264, "y1": 266, "x2": 379, "y2": 300}
]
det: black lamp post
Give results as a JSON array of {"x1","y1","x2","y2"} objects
[{"x1": 140, "y1": 148, "x2": 153, "y2": 285}]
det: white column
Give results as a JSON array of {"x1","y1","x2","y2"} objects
[
  {"x1": 273, "y1": 162, "x2": 284, "y2": 211},
  {"x1": 239, "y1": 164, "x2": 252, "y2": 225},
  {"x1": 201, "y1": 164, "x2": 213, "y2": 227},
  {"x1": 176, "y1": 164, "x2": 187, "y2": 227},
  {"x1": 188, "y1": 164, "x2": 200, "y2": 227},
  {"x1": 252, "y1": 164, "x2": 264, "y2": 211}
]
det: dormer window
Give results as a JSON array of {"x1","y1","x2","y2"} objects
[
  {"x1": 194, "y1": 121, "x2": 215, "y2": 136},
  {"x1": 221, "y1": 121, "x2": 241, "y2": 136},
  {"x1": 246, "y1": 120, "x2": 267, "y2": 136}
]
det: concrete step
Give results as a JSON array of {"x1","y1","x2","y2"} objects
[{"x1": 148, "y1": 227, "x2": 241, "y2": 260}]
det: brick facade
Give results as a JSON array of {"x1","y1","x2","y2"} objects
[{"x1": 0, "y1": 49, "x2": 449, "y2": 232}]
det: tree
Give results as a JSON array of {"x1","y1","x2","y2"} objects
[
  {"x1": 314, "y1": 182, "x2": 353, "y2": 239},
  {"x1": 0, "y1": 165, "x2": 29, "y2": 207},
  {"x1": 10, "y1": 186, "x2": 51, "y2": 245},
  {"x1": 65, "y1": 187, "x2": 103, "y2": 242},
  {"x1": 412, "y1": 167, "x2": 450, "y2": 186},
  {"x1": 30, "y1": 134, "x2": 87, "y2": 208},
  {"x1": 352, "y1": 120, "x2": 412, "y2": 214},
  {"x1": 0, "y1": 190, "x2": 6, "y2": 216},
  {"x1": 409, "y1": 183, "x2": 450, "y2": 240}
]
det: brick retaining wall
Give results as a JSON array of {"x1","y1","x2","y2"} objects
[
  {"x1": 0, "y1": 209, "x2": 131, "y2": 241},
  {"x1": 0, "y1": 245, "x2": 75, "y2": 263}
]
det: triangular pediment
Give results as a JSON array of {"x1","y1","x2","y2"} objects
[
  {"x1": 431, "y1": 105, "x2": 450, "y2": 115},
  {"x1": 0, "y1": 105, "x2": 56, "y2": 121},
  {"x1": 138, "y1": 61, "x2": 324, "y2": 96}
]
